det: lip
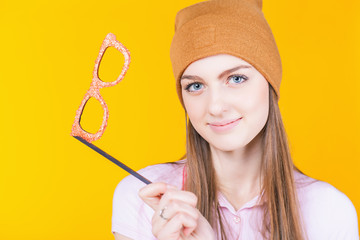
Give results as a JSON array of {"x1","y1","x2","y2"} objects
[
  {"x1": 209, "y1": 117, "x2": 242, "y2": 126},
  {"x1": 208, "y1": 117, "x2": 242, "y2": 132}
]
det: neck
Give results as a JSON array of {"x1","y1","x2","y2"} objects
[{"x1": 211, "y1": 131, "x2": 264, "y2": 205}]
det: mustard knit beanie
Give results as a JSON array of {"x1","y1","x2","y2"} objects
[{"x1": 170, "y1": 0, "x2": 282, "y2": 108}]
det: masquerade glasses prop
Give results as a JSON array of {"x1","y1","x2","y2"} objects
[{"x1": 71, "y1": 33, "x2": 151, "y2": 185}]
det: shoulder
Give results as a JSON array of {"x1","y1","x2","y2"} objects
[
  {"x1": 294, "y1": 170, "x2": 356, "y2": 215},
  {"x1": 293, "y1": 170, "x2": 359, "y2": 239}
]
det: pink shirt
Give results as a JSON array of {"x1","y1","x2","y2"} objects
[{"x1": 112, "y1": 160, "x2": 359, "y2": 239}]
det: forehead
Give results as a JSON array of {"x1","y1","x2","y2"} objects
[{"x1": 182, "y1": 54, "x2": 253, "y2": 76}]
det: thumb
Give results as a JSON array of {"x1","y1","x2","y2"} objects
[{"x1": 138, "y1": 182, "x2": 168, "y2": 210}]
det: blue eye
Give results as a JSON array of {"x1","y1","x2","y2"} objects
[
  {"x1": 185, "y1": 82, "x2": 203, "y2": 92},
  {"x1": 228, "y1": 75, "x2": 248, "y2": 84},
  {"x1": 184, "y1": 75, "x2": 248, "y2": 93}
]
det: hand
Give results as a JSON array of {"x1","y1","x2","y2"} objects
[{"x1": 138, "y1": 182, "x2": 216, "y2": 240}]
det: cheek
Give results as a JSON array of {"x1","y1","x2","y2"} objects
[
  {"x1": 183, "y1": 92, "x2": 204, "y2": 122},
  {"x1": 241, "y1": 78, "x2": 269, "y2": 124},
  {"x1": 251, "y1": 80, "x2": 269, "y2": 125}
]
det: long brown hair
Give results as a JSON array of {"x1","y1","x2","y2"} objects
[{"x1": 180, "y1": 84, "x2": 308, "y2": 240}]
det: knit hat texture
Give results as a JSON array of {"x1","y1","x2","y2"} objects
[{"x1": 170, "y1": 0, "x2": 282, "y2": 108}]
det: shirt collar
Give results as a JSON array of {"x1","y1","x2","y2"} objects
[{"x1": 217, "y1": 190, "x2": 266, "y2": 213}]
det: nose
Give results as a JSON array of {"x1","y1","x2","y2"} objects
[{"x1": 207, "y1": 86, "x2": 229, "y2": 116}]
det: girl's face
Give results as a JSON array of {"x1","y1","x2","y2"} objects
[{"x1": 181, "y1": 54, "x2": 269, "y2": 152}]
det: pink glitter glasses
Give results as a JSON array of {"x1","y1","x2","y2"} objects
[
  {"x1": 70, "y1": 33, "x2": 151, "y2": 185},
  {"x1": 71, "y1": 33, "x2": 130, "y2": 143}
]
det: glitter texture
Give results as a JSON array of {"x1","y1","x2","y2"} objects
[{"x1": 71, "y1": 33, "x2": 131, "y2": 143}]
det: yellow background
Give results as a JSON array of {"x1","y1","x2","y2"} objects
[{"x1": 1, "y1": 0, "x2": 359, "y2": 239}]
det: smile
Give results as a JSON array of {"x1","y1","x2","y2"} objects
[{"x1": 208, "y1": 117, "x2": 242, "y2": 132}]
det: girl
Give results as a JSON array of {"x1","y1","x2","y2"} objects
[{"x1": 112, "y1": 0, "x2": 359, "y2": 239}]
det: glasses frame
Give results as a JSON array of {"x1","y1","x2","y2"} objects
[{"x1": 71, "y1": 33, "x2": 130, "y2": 142}]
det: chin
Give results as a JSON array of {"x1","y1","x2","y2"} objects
[
  {"x1": 212, "y1": 144, "x2": 242, "y2": 152},
  {"x1": 207, "y1": 137, "x2": 251, "y2": 152}
]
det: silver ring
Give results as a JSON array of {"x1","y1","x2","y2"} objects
[{"x1": 159, "y1": 207, "x2": 169, "y2": 220}]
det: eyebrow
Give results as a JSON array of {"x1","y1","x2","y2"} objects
[{"x1": 180, "y1": 65, "x2": 252, "y2": 82}]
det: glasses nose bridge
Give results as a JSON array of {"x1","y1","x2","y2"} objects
[{"x1": 90, "y1": 76, "x2": 110, "y2": 89}]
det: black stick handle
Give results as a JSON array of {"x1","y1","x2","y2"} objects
[{"x1": 73, "y1": 136, "x2": 152, "y2": 185}]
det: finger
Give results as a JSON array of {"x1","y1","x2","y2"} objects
[
  {"x1": 138, "y1": 182, "x2": 168, "y2": 210},
  {"x1": 157, "y1": 212, "x2": 198, "y2": 240},
  {"x1": 158, "y1": 188, "x2": 198, "y2": 210},
  {"x1": 152, "y1": 187, "x2": 198, "y2": 234},
  {"x1": 159, "y1": 200, "x2": 199, "y2": 222},
  {"x1": 152, "y1": 200, "x2": 200, "y2": 235}
]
